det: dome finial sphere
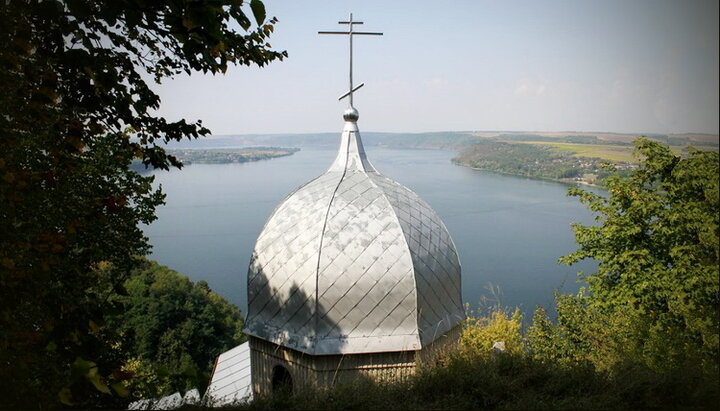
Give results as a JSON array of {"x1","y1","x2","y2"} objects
[{"x1": 343, "y1": 107, "x2": 359, "y2": 122}]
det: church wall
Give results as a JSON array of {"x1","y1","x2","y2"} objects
[
  {"x1": 249, "y1": 325, "x2": 462, "y2": 397},
  {"x1": 416, "y1": 324, "x2": 463, "y2": 366},
  {"x1": 249, "y1": 337, "x2": 416, "y2": 396}
]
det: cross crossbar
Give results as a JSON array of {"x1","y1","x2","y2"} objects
[
  {"x1": 318, "y1": 13, "x2": 383, "y2": 109},
  {"x1": 338, "y1": 83, "x2": 364, "y2": 101},
  {"x1": 318, "y1": 31, "x2": 383, "y2": 36}
]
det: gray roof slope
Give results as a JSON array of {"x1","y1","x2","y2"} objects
[{"x1": 204, "y1": 342, "x2": 252, "y2": 406}]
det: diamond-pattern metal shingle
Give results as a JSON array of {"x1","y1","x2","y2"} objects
[{"x1": 244, "y1": 120, "x2": 463, "y2": 355}]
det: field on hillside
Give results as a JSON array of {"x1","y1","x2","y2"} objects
[
  {"x1": 508, "y1": 141, "x2": 718, "y2": 163},
  {"x1": 472, "y1": 131, "x2": 720, "y2": 145},
  {"x1": 508, "y1": 141, "x2": 637, "y2": 162}
]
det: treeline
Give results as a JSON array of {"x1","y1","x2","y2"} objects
[
  {"x1": 163, "y1": 132, "x2": 479, "y2": 150},
  {"x1": 167, "y1": 147, "x2": 300, "y2": 165},
  {"x1": 370, "y1": 132, "x2": 478, "y2": 149},
  {"x1": 495, "y1": 133, "x2": 712, "y2": 147},
  {"x1": 451, "y1": 140, "x2": 616, "y2": 184},
  {"x1": 496, "y1": 133, "x2": 631, "y2": 145},
  {"x1": 107, "y1": 259, "x2": 246, "y2": 400}
]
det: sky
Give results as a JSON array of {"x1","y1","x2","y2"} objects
[{"x1": 152, "y1": 0, "x2": 719, "y2": 135}]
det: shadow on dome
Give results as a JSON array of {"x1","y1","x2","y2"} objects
[{"x1": 245, "y1": 263, "x2": 347, "y2": 354}]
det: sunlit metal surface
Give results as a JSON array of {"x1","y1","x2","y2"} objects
[
  {"x1": 204, "y1": 342, "x2": 252, "y2": 406},
  {"x1": 244, "y1": 113, "x2": 464, "y2": 355}
]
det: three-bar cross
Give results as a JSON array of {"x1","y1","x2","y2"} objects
[{"x1": 319, "y1": 13, "x2": 383, "y2": 108}]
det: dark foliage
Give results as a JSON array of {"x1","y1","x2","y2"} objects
[
  {"x1": 107, "y1": 259, "x2": 246, "y2": 399},
  {"x1": 0, "y1": 1, "x2": 284, "y2": 408}
]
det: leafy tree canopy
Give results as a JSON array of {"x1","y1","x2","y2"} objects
[
  {"x1": 107, "y1": 259, "x2": 246, "y2": 399},
  {"x1": 558, "y1": 138, "x2": 719, "y2": 372},
  {"x1": 0, "y1": 0, "x2": 284, "y2": 407}
]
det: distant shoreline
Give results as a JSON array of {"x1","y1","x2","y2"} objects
[
  {"x1": 454, "y1": 162, "x2": 603, "y2": 189},
  {"x1": 166, "y1": 147, "x2": 300, "y2": 165},
  {"x1": 129, "y1": 147, "x2": 300, "y2": 173}
]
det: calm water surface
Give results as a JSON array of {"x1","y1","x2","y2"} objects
[{"x1": 144, "y1": 147, "x2": 598, "y2": 317}]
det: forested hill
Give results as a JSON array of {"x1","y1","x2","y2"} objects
[
  {"x1": 451, "y1": 140, "x2": 628, "y2": 186},
  {"x1": 160, "y1": 131, "x2": 719, "y2": 151},
  {"x1": 161, "y1": 131, "x2": 479, "y2": 150},
  {"x1": 166, "y1": 147, "x2": 299, "y2": 165},
  {"x1": 452, "y1": 135, "x2": 718, "y2": 186}
]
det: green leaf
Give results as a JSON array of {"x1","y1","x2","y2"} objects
[
  {"x1": 2, "y1": 0, "x2": 282, "y2": 405},
  {"x1": 250, "y1": 0, "x2": 266, "y2": 25},
  {"x1": 86, "y1": 366, "x2": 112, "y2": 394},
  {"x1": 71, "y1": 357, "x2": 95, "y2": 380},
  {"x1": 58, "y1": 387, "x2": 73, "y2": 406},
  {"x1": 111, "y1": 382, "x2": 130, "y2": 398}
]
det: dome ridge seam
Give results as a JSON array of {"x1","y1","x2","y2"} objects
[
  {"x1": 363, "y1": 171, "x2": 422, "y2": 348},
  {"x1": 312, "y1": 131, "x2": 353, "y2": 354}
]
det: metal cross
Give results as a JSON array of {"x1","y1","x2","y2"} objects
[{"x1": 319, "y1": 13, "x2": 383, "y2": 108}]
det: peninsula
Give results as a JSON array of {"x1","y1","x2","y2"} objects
[
  {"x1": 451, "y1": 133, "x2": 718, "y2": 186},
  {"x1": 167, "y1": 147, "x2": 299, "y2": 165}
]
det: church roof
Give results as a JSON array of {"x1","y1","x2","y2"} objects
[
  {"x1": 244, "y1": 108, "x2": 464, "y2": 355},
  {"x1": 204, "y1": 342, "x2": 252, "y2": 405}
]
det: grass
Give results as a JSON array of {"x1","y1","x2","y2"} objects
[
  {"x1": 205, "y1": 306, "x2": 719, "y2": 410},
  {"x1": 206, "y1": 350, "x2": 718, "y2": 410},
  {"x1": 507, "y1": 141, "x2": 636, "y2": 162},
  {"x1": 506, "y1": 141, "x2": 712, "y2": 163},
  {"x1": 180, "y1": 305, "x2": 720, "y2": 410}
]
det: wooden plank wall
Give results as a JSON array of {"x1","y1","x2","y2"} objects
[{"x1": 249, "y1": 325, "x2": 462, "y2": 397}]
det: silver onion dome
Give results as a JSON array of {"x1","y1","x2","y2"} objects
[{"x1": 244, "y1": 112, "x2": 464, "y2": 355}]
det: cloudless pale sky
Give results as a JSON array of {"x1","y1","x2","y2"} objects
[{"x1": 152, "y1": 0, "x2": 719, "y2": 135}]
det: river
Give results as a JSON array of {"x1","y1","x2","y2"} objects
[{"x1": 144, "y1": 147, "x2": 598, "y2": 318}]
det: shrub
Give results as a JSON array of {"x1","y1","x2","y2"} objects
[{"x1": 461, "y1": 308, "x2": 524, "y2": 356}]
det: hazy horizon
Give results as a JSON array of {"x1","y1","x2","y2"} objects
[
  {"x1": 151, "y1": 0, "x2": 719, "y2": 136},
  {"x1": 203, "y1": 129, "x2": 719, "y2": 137}
]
